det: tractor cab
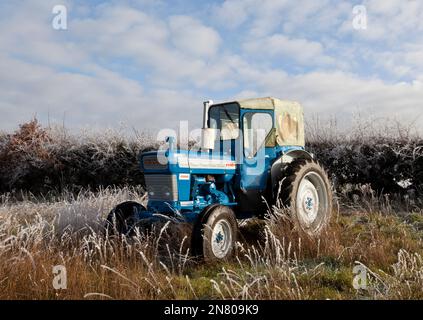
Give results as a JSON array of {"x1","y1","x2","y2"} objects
[{"x1": 201, "y1": 98, "x2": 306, "y2": 214}]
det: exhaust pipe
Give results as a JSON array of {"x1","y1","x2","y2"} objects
[
  {"x1": 203, "y1": 100, "x2": 213, "y2": 129},
  {"x1": 202, "y1": 100, "x2": 215, "y2": 150}
]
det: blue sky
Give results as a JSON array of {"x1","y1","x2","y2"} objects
[{"x1": 0, "y1": 0, "x2": 423, "y2": 134}]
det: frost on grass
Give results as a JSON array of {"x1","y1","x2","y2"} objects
[
  {"x1": 54, "y1": 188, "x2": 146, "y2": 234},
  {"x1": 0, "y1": 190, "x2": 422, "y2": 299}
]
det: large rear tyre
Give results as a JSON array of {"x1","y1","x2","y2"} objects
[
  {"x1": 105, "y1": 201, "x2": 146, "y2": 236},
  {"x1": 280, "y1": 159, "x2": 333, "y2": 236},
  {"x1": 192, "y1": 205, "x2": 238, "y2": 262}
]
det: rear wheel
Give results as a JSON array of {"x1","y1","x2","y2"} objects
[
  {"x1": 192, "y1": 205, "x2": 238, "y2": 262},
  {"x1": 105, "y1": 201, "x2": 146, "y2": 236},
  {"x1": 280, "y1": 159, "x2": 333, "y2": 236}
]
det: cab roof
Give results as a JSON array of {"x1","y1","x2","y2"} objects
[{"x1": 237, "y1": 97, "x2": 302, "y2": 112}]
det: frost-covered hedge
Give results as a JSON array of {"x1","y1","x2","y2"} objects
[
  {"x1": 307, "y1": 139, "x2": 423, "y2": 195},
  {"x1": 0, "y1": 119, "x2": 422, "y2": 197},
  {"x1": 0, "y1": 120, "x2": 157, "y2": 195}
]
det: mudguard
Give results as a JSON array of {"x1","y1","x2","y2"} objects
[{"x1": 270, "y1": 149, "x2": 314, "y2": 198}]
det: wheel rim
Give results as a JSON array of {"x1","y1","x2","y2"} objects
[
  {"x1": 296, "y1": 171, "x2": 329, "y2": 232},
  {"x1": 211, "y1": 219, "x2": 232, "y2": 258}
]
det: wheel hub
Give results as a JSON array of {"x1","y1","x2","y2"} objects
[
  {"x1": 215, "y1": 231, "x2": 224, "y2": 243},
  {"x1": 297, "y1": 176, "x2": 320, "y2": 226},
  {"x1": 211, "y1": 220, "x2": 232, "y2": 259}
]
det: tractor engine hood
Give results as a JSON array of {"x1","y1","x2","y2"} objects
[
  {"x1": 175, "y1": 151, "x2": 236, "y2": 174},
  {"x1": 140, "y1": 149, "x2": 236, "y2": 174}
]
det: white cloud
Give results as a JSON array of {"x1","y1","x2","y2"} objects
[
  {"x1": 233, "y1": 67, "x2": 423, "y2": 130},
  {"x1": 214, "y1": 0, "x2": 337, "y2": 36},
  {"x1": 212, "y1": 0, "x2": 257, "y2": 30},
  {"x1": 244, "y1": 34, "x2": 334, "y2": 66},
  {"x1": 341, "y1": 0, "x2": 423, "y2": 43},
  {"x1": 69, "y1": 6, "x2": 226, "y2": 88},
  {"x1": 0, "y1": 53, "x2": 204, "y2": 132},
  {"x1": 169, "y1": 15, "x2": 221, "y2": 58}
]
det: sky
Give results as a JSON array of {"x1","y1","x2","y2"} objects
[{"x1": 0, "y1": 0, "x2": 423, "y2": 135}]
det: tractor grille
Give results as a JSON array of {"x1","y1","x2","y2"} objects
[
  {"x1": 144, "y1": 174, "x2": 178, "y2": 201},
  {"x1": 143, "y1": 155, "x2": 168, "y2": 170}
]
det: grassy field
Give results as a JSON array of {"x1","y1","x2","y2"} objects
[
  {"x1": 0, "y1": 187, "x2": 422, "y2": 300},
  {"x1": 0, "y1": 119, "x2": 422, "y2": 300}
]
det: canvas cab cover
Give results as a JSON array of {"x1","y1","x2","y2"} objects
[{"x1": 237, "y1": 97, "x2": 305, "y2": 147}]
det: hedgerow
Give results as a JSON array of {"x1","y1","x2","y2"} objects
[
  {"x1": 0, "y1": 118, "x2": 421, "y2": 198},
  {"x1": 0, "y1": 119, "x2": 158, "y2": 195}
]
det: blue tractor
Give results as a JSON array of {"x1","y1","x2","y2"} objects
[{"x1": 106, "y1": 97, "x2": 333, "y2": 261}]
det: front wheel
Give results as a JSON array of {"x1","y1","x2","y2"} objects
[
  {"x1": 280, "y1": 159, "x2": 333, "y2": 236},
  {"x1": 192, "y1": 205, "x2": 238, "y2": 262},
  {"x1": 105, "y1": 201, "x2": 146, "y2": 236}
]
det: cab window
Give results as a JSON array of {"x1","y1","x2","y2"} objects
[
  {"x1": 243, "y1": 112, "x2": 272, "y2": 158},
  {"x1": 208, "y1": 103, "x2": 240, "y2": 140}
]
